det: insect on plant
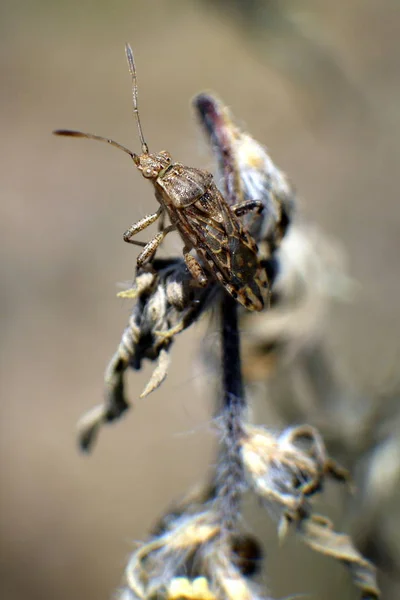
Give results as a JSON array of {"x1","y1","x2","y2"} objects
[{"x1": 54, "y1": 44, "x2": 268, "y2": 311}]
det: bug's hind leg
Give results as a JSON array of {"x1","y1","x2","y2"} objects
[
  {"x1": 136, "y1": 225, "x2": 176, "y2": 267},
  {"x1": 157, "y1": 210, "x2": 166, "y2": 232},
  {"x1": 183, "y1": 247, "x2": 208, "y2": 287},
  {"x1": 231, "y1": 200, "x2": 264, "y2": 217},
  {"x1": 123, "y1": 207, "x2": 163, "y2": 244}
]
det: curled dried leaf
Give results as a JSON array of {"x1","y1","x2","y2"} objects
[
  {"x1": 139, "y1": 348, "x2": 171, "y2": 399},
  {"x1": 297, "y1": 515, "x2": 380, "y2": 599},
  {"x1": 240, "y1": 423, "x2": 378, "y2": 597},
  {"x1": 78, "y1": 259, "x2": 215, "y2": 452}
]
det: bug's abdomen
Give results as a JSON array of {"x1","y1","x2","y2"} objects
[
  {"x1": 172, "y1": 184, "x2": 268, "y2": 311},
  {"x1": 197, "y1": 224, "x2": 267, "y2": 312},
  {"x1": 224, "y1": 235, "x2": 267, "y2": 311}
]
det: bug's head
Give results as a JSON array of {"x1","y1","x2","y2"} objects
[{"x1": 133, "y1": 151, "x2": 172, "y2": 179}]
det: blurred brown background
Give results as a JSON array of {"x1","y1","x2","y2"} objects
[{"x1": 1, "y1": 1, "x2": 399, "y2": 599}]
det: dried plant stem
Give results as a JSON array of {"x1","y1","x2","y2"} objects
[{"x1": 215, "y1": 293, "x2": 247, "y2": 532}]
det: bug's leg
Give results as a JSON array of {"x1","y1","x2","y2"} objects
[
  {"x1": 157, "y1": 210, "x2": 166, "y2": 232},
  {"x1": 231, "y1": 200, "x2": 264, "y2": 217},
  {"x1": 183, "y1": 247, "x2": 208, "y2": 287},
  {"x1": 136, "y1": 225, "x2": 176, "y2": 267},
  {"x1": 123, "y1": 207, "x2": 163, "y2": 245}
]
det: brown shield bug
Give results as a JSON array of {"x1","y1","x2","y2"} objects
[{"x1": 54, "y1": 44, "x2": 268, "y2": 311}]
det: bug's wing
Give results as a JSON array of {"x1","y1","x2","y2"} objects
[
  {"x1": 157, "y1": 165, "x2": 213, "y2": 207},
  {"x1": 180, "y1": 183, "x2": 266, "y2": 310}
]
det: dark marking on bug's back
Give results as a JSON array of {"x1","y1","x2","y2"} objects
[{"x1": 230, "y1": 238, "x2": 258, "y2": 281}]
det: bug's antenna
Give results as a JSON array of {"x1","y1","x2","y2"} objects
[
  {"x1": 125, "y1": 43, "x2": 149, "y2": 155},
  {"x1": 53, "y1": 130, "x2": 138, "y2": 160}
]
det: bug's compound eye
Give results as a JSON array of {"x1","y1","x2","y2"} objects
[
  {"x1": 143, "y1": 167, "x2": 155, "y2": 178},
  {"x1": 160, "y1": 151, "x2": 171, "y2": 163}
]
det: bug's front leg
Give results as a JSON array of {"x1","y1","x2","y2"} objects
[
  {"x1": 123, "y1": 207, "x2": 163, "y2": 245},
  {"x1": 183, "y1": 247, "x2": 208, "y2": 287},
  {"x1": 231, "y1": 200, "x2": 264, "y2": 217},
  {"x1": 136, "y1": 225, "x2": 176, "y2": 267}
]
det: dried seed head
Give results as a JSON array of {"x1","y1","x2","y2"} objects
[
  {"x1": 119, "y1": 497, "x2": 268, "y2": 600},
  {"x1": 240, "y1": 424, "x2": 349, "y2": 525},
  {"x1": 194, "y1": 93, "x2": 294, "y2": 258},
  {"x1": 123, "y1": 512, "x2": 220, "y2": 599},
  {"x1": 193, "y1": 95, "x2": 356, "y2": 386},
  {"x1": 77, "y1": 259, "x2": 215, "y2": 452}
]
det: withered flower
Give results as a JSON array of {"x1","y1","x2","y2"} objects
[
  {"x1": 240, "y1": 424, "x2": 349, "y2": 529},
  {"x1": 119, "y1": 508, "x2": 266, "y2": 600},
  {"x1": 194, "y1": 93, "x2": 294, "y2": 260},
  {"x1": 78, "y1": 258, "x2": 216, "y2": 451}
]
